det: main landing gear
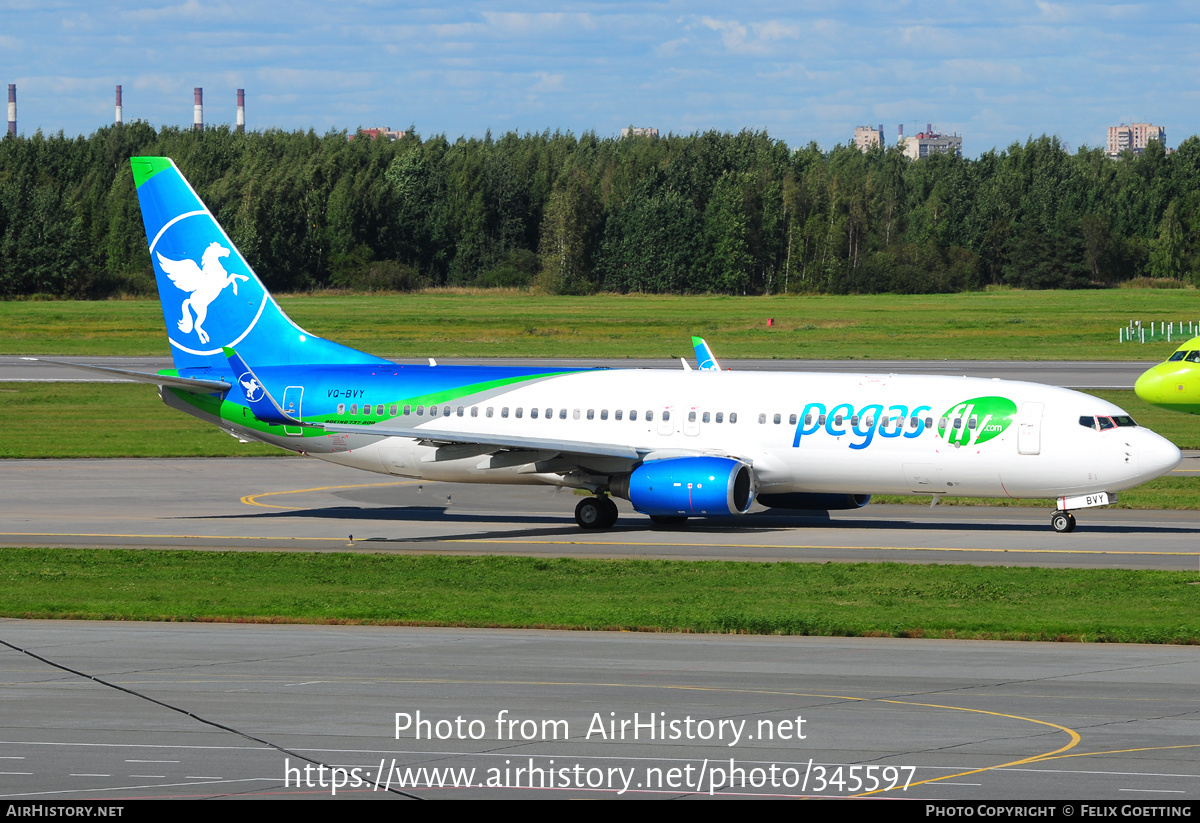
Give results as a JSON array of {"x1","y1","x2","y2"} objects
[
  {"x1": 1050, "y1": 510, "x2": 1077, "y2": 533},
  {"x1": 575, "y1": 495, "x2": 618, "y2": 530}
]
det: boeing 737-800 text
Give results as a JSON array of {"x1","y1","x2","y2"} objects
[{"x1": 32, "y1": 158, "x2": 1183, "y2": 533}]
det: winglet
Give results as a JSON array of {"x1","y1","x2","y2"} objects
[
  {"x1": 223, "y1": 347, "x2": 315, "y2": 428},
  {"x1": 691, "y1": 336, "x2": 721, "y2": 371}
]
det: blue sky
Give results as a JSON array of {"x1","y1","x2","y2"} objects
[{"x1": 5, "y1": 1, "x2": 1198, "y2": 156}]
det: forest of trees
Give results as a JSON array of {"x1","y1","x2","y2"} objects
[{"x1": 2, "y1": 123, "x2": 1199, "y2": 298}]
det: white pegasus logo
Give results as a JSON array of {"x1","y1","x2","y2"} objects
[{"x1": 157, "y1": 242, "x2": 250, "y2": 344}]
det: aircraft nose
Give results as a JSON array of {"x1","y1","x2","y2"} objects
[
  {"x1": 1138, "y1": 431, "x2": 1182, "y2": 479},
  {"x1": 1134, "y1": 368, "x2": 1165, "y2": 404}
]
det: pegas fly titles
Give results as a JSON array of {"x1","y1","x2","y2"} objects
[{"x1": 792, "y1": 396, "x2": 1018, "y2": 450}]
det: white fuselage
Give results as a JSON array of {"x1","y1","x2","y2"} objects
[{"x1": 207, "y1": 368, "x2": 1179, "y2": 500}]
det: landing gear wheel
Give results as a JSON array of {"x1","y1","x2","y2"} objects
[
  {"x1": 575, "y1": 497, "x2": 604, "y2": 530},
  {"x1": 1051, "y1": 510, "x2": 1076, "y2": 533},
  {"x1": 598, "y1": 496, "x2": 619, "y2": 529},
  {"x1": 649, "y1": 515, "x2": 688, "y2": 526}
]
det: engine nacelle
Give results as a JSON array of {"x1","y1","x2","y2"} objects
[
  {"x1": 757, "y1": 492, "x2": 871, "y2": 511},
  {"x1": 612, "y1": 456, "x2": 756, "y2": 516}
]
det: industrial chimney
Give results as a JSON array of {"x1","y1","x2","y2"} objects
[
  {"x1": 115, "y1": 85, "x2": 123, "y2": 125},
  {"x1": 193, "y1": 87, "x2": 203, "y2": 131},
  {"x1": 236, "y1": 88, "x2": 244, "y2": 133},
  {"x1": 7, "y1": 85, "x2": 15, "y2": 136}
]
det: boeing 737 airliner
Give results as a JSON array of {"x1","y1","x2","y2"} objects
[{"x1": 36, "y1": 157, "x2": 1183, "y2": 533}]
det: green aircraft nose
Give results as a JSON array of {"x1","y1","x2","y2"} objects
[{"x1": 1135, "y1": 361, "x2": 1200, "y2": 414}]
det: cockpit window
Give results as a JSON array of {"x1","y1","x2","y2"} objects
[
  {"x1": 1113, "y1": 415, "x2": 1137, "y2": 427},
  {"x1": 1186, "y1": 352, "x2": 1200, "y2": 363},
  {"x1": 1169, "y1": 351, "x2": 1187, "y2": 361},
  {"x1": 1079, "y1": 416, "x2": 1095, "y2": 429},
  {"x1": 1097, "y1": 416, "x2": 1115, "y2": 431}
]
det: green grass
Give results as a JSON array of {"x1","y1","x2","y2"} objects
[
  {"x1": 2, "y1": 550, "x2": 1196, "y2": 643},
  {"x1": 5, "y1": 289, "x2": 1200, "y2": 360},
  {"x1": 0, "y1": 382, "x2": 279, "y2": 458}
]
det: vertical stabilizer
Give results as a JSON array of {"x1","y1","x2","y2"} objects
[{"x1": 131, "y1": 156, "x2": 389, "y2": 370}]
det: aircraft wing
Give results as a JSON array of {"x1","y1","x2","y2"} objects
[
  {"x1": 20, "y1": 357, "x2": 231, "y2": 393},
  {"x1": 320, "y1": 422, "x2": 642, "y2": 460}
]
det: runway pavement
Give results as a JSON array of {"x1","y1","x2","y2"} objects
[
  {"x1": 1, "y1": 621, "x2": 1198, "y2": 800},
  {"x1": 1, "y1": 355, "x2": 1157, "y2": 389},
  {"x1": 2, "y1": 457, "x2": 1199, "y2": 570}
]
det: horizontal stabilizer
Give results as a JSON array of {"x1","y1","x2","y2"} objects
[
  {"x1": 20, "y1": 357, "x2": 230, "y2": 393},
  {"x1": 223, "y1": 348, "x2": 315, "y2": 428}
]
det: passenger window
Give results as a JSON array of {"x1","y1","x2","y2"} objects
[
  {"x1": 729, "y1": 412, "x2": 738, "y2": 424},
  {"x1": 818, "y1": 415, "x2": 826, "y2": 425},
  {"x1": 925, "y1": 417, "x2": 933, "y2": 428},
  {"x1": 834, "y1": 414, "x2": 844, "y2": 425},
  {"x1": 337, "y1": 403, "x2": 346, "y2": 415},
  {"x1": 544, "y1": 408, "x2": 551, "y2": 419},
  {"x1": 702, "y1": 411, "x2": 710, "y2": 423},
  {"x1": 573, "y1": 409, "x2": 581, "y2": 420},
  {"x1": 559, "y1": 408, "x2": 567, "y2": 419},
  {"x1": 403, "y1": 405, "x2": 411, "y2": 415},
  {"x1": 486, "y1": 407, "x2": 493, "y2": 418},
  {"x1": 587, "y1": 409, "x2": 594, "y2": 420},
  {"x1": 501, "y1": 407, "x2": 509, "y2": 418},
  {"x1": 376, "y1": 404, "x2": 384, "y2": 416},
  {"x1": 444, "y1": 406, "x2": 451, "y2": 417},
  {"x1": 530, "y1": 408, "x2": 538, "y2": 419},
  {"x1": 364, "y1": 405, "x2": 372, "y2": 416},
  {"x1": 865, "y1": 416, "x2": 874, "y2": 427},
  {"x1": 616, "y1": 410, "x2": 624, "y2": 421},
  {"x1": 716, "y1": 412, "x2": 724, "y2": 423},
  {"x1": 938, "y1": 417, "x2": 947, "y2": 429},
  {"x1": 953, "y1": 418, "x2": 962, "y2": 429},
  {"x1": 515, "y1": 407, "x2": 523, "y2": 418},
  {"x1": 429, "y1": 405, "x2": 437, "y2": 417},
  {"x1": 850, "y1": 415, "x2": 859, "y2": 426},
  {"x1": 804, "y1": 414, "x2": 812, "y2": 425},
  {"x1": 630, "y1": 410, "x2": 637, "y2": 421},
  {"x1": 663, "y1": 411, "x2": 670, "y2": 422},
  {"x1": 390, "y1": 404, "x2": 398, "y2": 416},
  {"x1": 457, "y1": 406, "x2": 464, "y2": 417},
  {"x1": 350, "y1": 404, "x2": 358, "y2": 415},
  {"x1": 601, "y1": 409, "x2": 609, "y2": 420},
  {"x1": 646, "y1": 411, "x2": 654, "y2": 422},
  {"x1": 471, "y1": 406, "x2": 478, "y2": 417},
  {"x1": 910, "y1": 417, "x2": 918, "y2": 428},
  {"x1": 789, "y1": 414, "x2": 797, "y2": 425},
  {"x1": 758, "y1": 413, "x2": 766, "y2": 424},
  {"x1": 968, "y1": 416, "x2": 977, "y2": 429}
]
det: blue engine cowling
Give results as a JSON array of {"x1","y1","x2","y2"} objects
[
  {"x1": 614, "y1": 456, "x2": 756, "y2": 517},
  {"x1": 757, "y1": 493, "x2": 871, "y2": 511}
]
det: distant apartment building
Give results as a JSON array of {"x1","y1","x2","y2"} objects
[
  {"x1": 854, "y1": 125, "x2": 884, "y2": 152},
  {"x1": 1106, "y1": 123, "x2": 1165, "y2": 158},
  {"x1": 621, "y1": 126, "x2": 659, "y2": 138},
  {"x1": 896, "y1": 123, "x2": 962, "y2": 160},
  {"x1": 353, "y1": 126, "x2": 407, "y2": 141}
]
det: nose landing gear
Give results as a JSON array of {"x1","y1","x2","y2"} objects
[{"x1": 1050, "y1": 510, "x2": 1077, "y2": 533}]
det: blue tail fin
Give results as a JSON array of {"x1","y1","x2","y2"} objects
[{"x1": 131, "y1": 157, "x2": 389, "y2": 371}]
